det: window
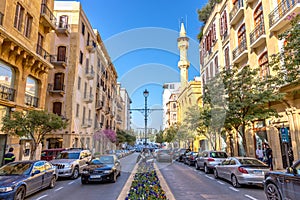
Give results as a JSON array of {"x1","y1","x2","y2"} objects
[
  {"x1": 82, "y1": 107, "x2": 86, "y2": 124},
  {"x1": 14, "y1": 3, "x2": 24, "y2": 31},
  {"x1": 172, "y1": 114, "x2": 176, "y2": 120},
  {"x1": 79, "y1": 51, "x2": 83, "y2": 64},
  {"x1": 76, "y1": 104, "x2": 79, "y2": 117},
  {"x1": 57, "y1": 46, "x2": 66, "y2": 61},
  {"x1": 59, "y1": 15, "x2": 68, "y2": 28},
  {"x1": 238, "y1": 24, "x2": 246, "y2": 45},
  {"x1": 37, "y1": 33, "x2": 44, "y2": 56},
  {"x1": 87, "y1": 32, "x2": 90, "y2": 45},
  {"x1": 88, "y1": 109, "x2": 91, "y2": 120},
  {"x1": 220, "y1": 10, "x2": 228, "y2": 39},
  {"x1": 254, "y1": 3, "x2": 263, "y2": 26},
  {"x1": 24, "y1": 13, "x2": 33, "y2": 38},
  {"x1": 173, "y1": 103, "x2": 176, "y2": 109},
  {"x1": 84, "y1": 82, "x2": 87, "y2": 98},
  {"x1": 215, "y1": 56, "x2": 219, "y2": 74},
  {"x1": 225, "y1": 47, "x2": 230, "y2": 69},
  {"x1": 54, "y1": 73, "x2": 64, "y2": 90},
  {"x1": 78, "y1": 76, "x2": 81, "y2": 90},
  {"x1": 53, "y1": 102, "x2": 62, "y2": 116},
  {"x1": 81, "y1": 22, "x2": 85, "y2": 35},
  {"x1": 258, "y1": 52, "x2": 269, "y2": 79}
]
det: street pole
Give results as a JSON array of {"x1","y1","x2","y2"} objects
[{"x1": 143, "y1": 89, "x2": 149, "y2": 146}]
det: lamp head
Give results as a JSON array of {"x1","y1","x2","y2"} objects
[{"x1": 143, "y1": 89, "x2": 149, "y2": 97}]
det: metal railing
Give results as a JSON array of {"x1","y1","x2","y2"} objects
[
  {"x1": 57, "y1": 22, "x2": 69, "y2": 29},
  {"x1": 0, "y1": 84, "x2": 15, "y2": 101},
  {"x1": 269, "y1": 0, "x2": 299, "y2": 27},
  {"x1": 50, "y1": 54, "x2": 67, "y2": 63},
  {"x1": 232, "y1": 38, "x2": 247, "y2": 61},
  {"x1": 0, "y1": 12, "x2": 3, "y2": 26},
  {"x1": 25, "y1": 93, "x2": 39, "y2": 108},
  {"x1": 86, "y1": 40, "x2": 96, "y2": 48},
  {"x1": 36, "y1": 44, "x2": 51, "y2": 61},
  {"x1": 250, "y1": 22, "x2": 265, "y2": 45},
  {"x1": 40, "y1": 3, "x2": 56, "y2": 26},
  {"x1": 229, "y1": 0, "x2": 244, "y2": 22},
  {"x1": 48, "y1": 83, "x2": 65, "y2": 92}
]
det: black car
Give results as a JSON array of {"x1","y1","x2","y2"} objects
[
  {"x1": 81, "y1": 155, "x2": 121, "y2": 184},
  {"x1": 0, "y1": 160, "x2": 57, "y2": 200},
  {"x1": 185, "y1": 152, "x2": 198, "y2": 166},
  {"x1": 264, "y1": 159, "x2": 300, "y2": 200}
]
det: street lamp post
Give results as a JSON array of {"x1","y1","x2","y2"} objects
[{"x1": 143, "y1": 89, "x2": 149, "y2": 146}]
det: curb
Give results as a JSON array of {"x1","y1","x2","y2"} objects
[{"x1": 154, "y1": 163, "x2": 176, "y2": 200}]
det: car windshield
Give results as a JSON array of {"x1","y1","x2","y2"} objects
[
  {"x1": 210, "y1": 152, "x2": 228, "y2": 158},
  {"x1": 56, "y1": 152, "x2": 80, "y2": 159},
  {"x1": 98, "y1": 156, "x2": 114, "y2": 164},
  {"x1": 0, "y1": 162, "x2": 33, "y2": 175},
  {"x1": 238, "y1": 158, "x2": 266, "y2": 166}
]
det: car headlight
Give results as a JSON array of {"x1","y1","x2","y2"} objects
[
  {"x1": 0, "y1": 187, "x2": 13, "y2": 192},
  {"x1": 82, "y1": 170, "x2": 89, "y2": 174},
  {"x1": 103, "y1": 170, "x2": 113, "y2": 174}
]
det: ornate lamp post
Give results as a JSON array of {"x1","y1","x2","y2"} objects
[{"x1": 143, "y1": 89, "x2": 149, "y2": 146}]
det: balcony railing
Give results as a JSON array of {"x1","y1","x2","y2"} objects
[
  {"x1": 85, "y1": 67, "x2": 95, "y2": 80},
  {"x1": 56, "y1": 22, "x2": 70, "y2": 35},
  {"x1": 25, "y1": 93, "x2": 39, "y2": 108},
  {"x1": 40, "y1": 4, "x2": 56, "y2": 29},
  {"x1": 0, "y1": 84, "x2": 15, "y2": 101},
  {"x1": 50, "y1": 55, "x2": 67, "y2": 67},
  {"x1": 82, "y1": 119, "x2": 92, "y2": 128},
  {"x1": 250, "y1": 22, "x2": 266, "y2": 47},
  {"x1": 229, "y1": 0, "x2": 244, "y2": 24},
  {"x1": 232, "y1": 38, "x2": 248, "y2": 62},
  {"x1": 86, "y1": 40, "x2": 96, "y2": 53},
  {"x1": 269, "y1": 0, "x2": 300, "y2": 29},
  {"x1": 0, "y1": 12, "x2": 3, "y2": 26},
  {"x1": 36, "y1": 44, "x2": 51, "y2": 61}
]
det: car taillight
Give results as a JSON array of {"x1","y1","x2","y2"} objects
[
  {"x1": 207, "y1": 158, "x2": 215, "y2": 162},
  {"x1": 238, "y1": 167, "x2": 248, "y2": 174}
]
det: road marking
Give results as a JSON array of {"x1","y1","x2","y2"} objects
[
  {"x1": 54, "y1": 187, "x2": 63, "y2": 192},
  {"x1": 229, "y1": 187, "x2": 239, "y2": 192},
  {"x1": 205, "y1": 175, "x2": 214, "y2": 180},
  {"x1": 35, "y1": 195, "x2": 48, "y2": 200},
  {"x1": 245, "y1": 194, "x2": 258, "y2": 200},
  {"x1": 217, "y1": 181, "x2": 225, "y2": 185},
  {"x1": 193, "y1": 169, "x2": 197, "y2": 172},
  {"x1": 68, "y1": 181, "x2": 75, "y2": 185}
]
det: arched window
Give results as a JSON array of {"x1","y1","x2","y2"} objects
[
  {"x1": 258, "y1": 52, "x2": 269, "y2": 79},
  {"x1": 25, "y1": 76, "x2": 39, "y2": 107},
  {"x1": 53, "y1": 102, "x2": 62, "y2": 116},
  {"x1": 254, "y1": 3, "x2": 263, "y2": 26},
  {"x1": 57, "y1": 46, "x2": 66, "y2": 61},
  {"x1": 0, "y1": 64, "x2": 15, "y2": 101},
  {"x1": 59, "y1": 15, "x2": 68, "y2": 28}
]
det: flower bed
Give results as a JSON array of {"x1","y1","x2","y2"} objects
[{"x1": 125, "y1": 160, "x2": 167, "y2": 200}]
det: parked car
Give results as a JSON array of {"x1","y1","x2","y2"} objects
[
  {"x1": 264, "y1": 159, "x2": 300, "y2": 200},
  {"x1": 195, "y1": 150, "x2": 228, "y2": 173},
  {"x1": 81, "y1": 154, "x2": 121, "y2": 184},
  {"x1": 177, "y1": 148, "x2": 188, "y2": 162},
  {"x1": 214, "y1": 157, "x2": 270, "y2": 188},
  {"x1": 156, "y1": 149, "x2": 173, "y2": 162},
  {"x1": 41, "y1": 148, "x2": 66, "y2": 161},
  {"x1": 0, "y1": 160, "x2": 57, "y2": 200},
  {"x1": 185, "y1": 152, "x2": 198, "y2": 166},
  {"x1": 50, "y1": 149, "x2": 92, "y2": 179}
]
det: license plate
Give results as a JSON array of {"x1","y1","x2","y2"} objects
[
  {"x1": 253, "y1": 170, "x2": 262, "y2": 174},
  {"x1": 90, "y1": 175, "x2": 102, "y2": 179}
]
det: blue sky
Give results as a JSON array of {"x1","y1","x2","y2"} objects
[{"x1": 66, "y1": 0, "x2": 206, "y2": 131}]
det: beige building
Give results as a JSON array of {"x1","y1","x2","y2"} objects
[
  {"x1": 0, "y1": 0, "x2": 56, "y2": 164},
  {"x1": 44, "y1": 1, "x2": 120, "y2": 154},
  {"x1": 200, "y1": 0, "x2": 300, "y2": 169}
]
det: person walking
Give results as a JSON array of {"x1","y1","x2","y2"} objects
[
  {"x1": 256, "y1": 145, "x2": 264, "y2": 161},
  {"x1": 4, "y1": 147, "x2": 15, "y2": 165},
  {"x1": 264, "y1": 143, "x2": 273, "y2": 170},
  {"x1": 288, "y1": 147, "x2": 294, "y2": 167}
]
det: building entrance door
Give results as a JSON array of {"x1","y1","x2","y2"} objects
[{"x1": 0, "y1": 134, "x2": 7, "y2": 166}]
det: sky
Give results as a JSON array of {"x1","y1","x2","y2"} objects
[{"x1": 63, "y1": 0, "x2": 207, "y2": 131}]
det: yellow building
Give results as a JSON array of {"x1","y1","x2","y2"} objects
[
  {"x1": 0, "y1": 0, "x2": 55, "y2": 164},
  {"x1": 200, "y1": 0, "x2": 300, "y2": 169}
]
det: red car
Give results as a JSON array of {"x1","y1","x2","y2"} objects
[{"x1": 41, "y1": 148, "x2": 65, "y2": 161}]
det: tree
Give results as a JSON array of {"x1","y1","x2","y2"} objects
[
  {"x1": 155, "y1": 131, "x2": 164, "y2": 144},
  {"x1": 164, "y1": 125, "x2": 177, "y2": 143},
  {"x1": 1, "y1": 110, "x2": 67, "y2": 160}
]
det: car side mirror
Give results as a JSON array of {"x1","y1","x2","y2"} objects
[
  {"x1": 287, "y1": 167, "x2": 297, "y2": 175},
  {"x1": 32, "y1": 170, "x2": 41, "y2": 176}
]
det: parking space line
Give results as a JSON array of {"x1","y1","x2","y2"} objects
[
  {"x1": 68, "y1": 181, "x2": 75, "y2": 185},
  {"x1": 54, "y1": 187, "x2": 64, "y2": 192},
  {"x1": 205, "y1": 175, "x2": 214, "y2": 180},
  {"x1": 229, "y1": 187, "x2": 239, "y2": 192},
  {"x1": 245, "y1": 194, "x2": 258, "y2": 200},
  {"x1": 217, "y1": 181, "x2": 225, "y2": 185},
  {"x1": 35, "y1": 195, "x2": 48, "y2": 200}
]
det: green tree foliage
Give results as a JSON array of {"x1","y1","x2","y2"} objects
[
  {"x1": 163, "y1": 125, "x2": 178, "y2": 143},
  {"x1": 1, "y1": 110, "x2": 67, "y2": 159},
  {"x1": 155, "y1": 131, "x2": 164, "y2": 144},
  {"x1": 116, "y1": 129, "x2": 136, "y2": 146}
]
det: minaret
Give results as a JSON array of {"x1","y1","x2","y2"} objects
[{"x1": 177, "y1": 22, "x2": 190, "y2": 89}]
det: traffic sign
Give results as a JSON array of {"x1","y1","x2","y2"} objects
[{"x1": 280, "y1": 127, "x2": 289, "y2": 143}]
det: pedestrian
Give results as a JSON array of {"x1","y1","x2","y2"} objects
[
  {"x1": 264, "y1": 143, "x2": 273, "y2": 170},
  {"x1": 4, "y1": 147, "x2": 15, "y2": 165},
  {"x1": 255, "y1": 145, "x2": 264, "y2": 161},
  {"x1": 288, "y1": 147, "x2": 294, "y2": 167}
]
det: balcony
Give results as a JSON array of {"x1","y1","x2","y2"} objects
[
  {"x1": 0, "y1": 84, "x2": 15, "y2": 102},
  {"x1": 25, "y1": 93, "x2": 39, "y2": 108},
  {"x1": 269, "y1": 0, "x2": 300, "y2": 32},
  {"x1": 83, "y1": 94, "x2": 94, "y2": 103},
  {"x1": 229, "y1": 0, "x2": 245, "y2": 25},
  {"x1": 40, "y1": 4, "x2": 56, "y2": 31},
  {"x1": 82, "y1": 119, "x2": 92, "y2": 128},
  {"x1": 96, "y1": 100, "x2": 103, "y2": 110},
  {"x1": 48, "y1": 83, "x2": 65, "y2": 96},
  {"x1": 55, "y1": 22, "x2": 70, "y2": 36},
  {"x1": 50, "y1": 55, "x2": 67, "y2": 68},
  {"x1": 232, "y1": 39, "x2": 248, "y2": 64},
  {"x1": 250, "y1": 22, "x2": 266, "y2": 49},
  {"x1": 86, "y1": 40, "x2": 96, "y2": 53},
  {"x1": 0, "y1": 12, "x2": 3, "y2": 26},
  {"x1": 36, "y1": 44, "x2": 51, "y2": 62},
  {"x1": 85, "y1": 68, "x2": 95, "y2": 80}
]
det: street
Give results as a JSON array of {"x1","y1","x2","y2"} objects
[{"x1": 27, "y1": 153, "x2": 267, "y2": 200}]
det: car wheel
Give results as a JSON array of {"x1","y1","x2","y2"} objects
[
  {"x1": 266, "y1": 183, "x2": 282, "y2": 200},
  {"x1": 14, "y1": 186, "x2": 26, "y2": 200},
  {"x1": 213, "y1": 169, "x2": 218, "y2": 179},
  {"x1": 231, "y1": 174, "x2": 241, "y2": 188},
  {"x1": 48, "y1": 176, "x2": 56, "y2": 188},
  {"x1": 204, "y1": 165, "x2": 209, "y2": 174},
  {"x1": 195, "y1": 163, "x2": 200, "y2": 170},
  {"x1": 71, "y1": 167, "x2": 79, "y2": 180},
  {"x1": 81, "y1": 178, "x2": 89, "y2": 184}
]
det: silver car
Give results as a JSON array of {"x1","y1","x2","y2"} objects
[
  {"x1": 195, "y1": 150, "x2": 228, "y2": 173},
  {"x1": 214, "y1": 157, "x2": 270, "y2": 188},
  {"x1": 156, "y1": 149, "x2": 172, "y2": 162}
]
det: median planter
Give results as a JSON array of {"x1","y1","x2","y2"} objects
[{"x1": 125, "y1": 160, "x2": 167, "y2": 200}]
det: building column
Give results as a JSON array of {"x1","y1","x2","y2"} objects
[
  {"x1": 267, "y1": 126, "x2": 283, "y2": 170},
  {"x1": 286, "y1": 107, "x2": 300, "y2": 161}
]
